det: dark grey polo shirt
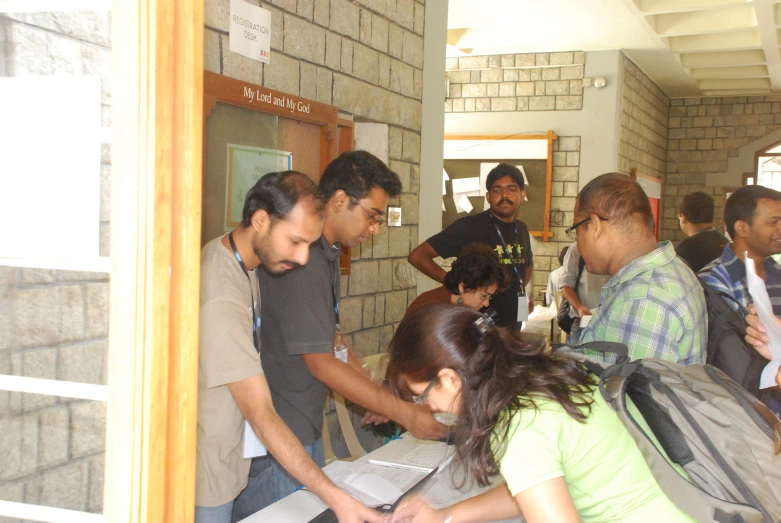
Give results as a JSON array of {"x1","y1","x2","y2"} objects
[{"x1": 259, "y1": 235, "x2": 340, "y2": 445}]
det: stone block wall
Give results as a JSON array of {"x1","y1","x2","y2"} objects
[
  {"x1": 618, "y1": 54, "x2": 669, "y2": 181},
  {"x1": 205, "y1": 0, "x2": 425, "y2": 355},
  {"x1": 530, "y1": 136, "x2": 581, "y2": 303},
  {"x1": 444, "y1": 52, "x2": 585, "y2": 113},
  {"x1": 0, "y1": 11, "x2": 111, "y2": 518},
  {"x1": 661, "y1": 95, "x2": 781, "y2": 242}
]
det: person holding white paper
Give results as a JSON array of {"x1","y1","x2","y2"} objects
[
  {"x1": 409, "y1": 164, "x2": 534, "y2": 331},
  {"x1": 196, "y1": 171, "x2": 383, "y2": 523}
]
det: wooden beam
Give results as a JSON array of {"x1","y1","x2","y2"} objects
[
  {"x1": 105, "y1": 0, "x2": 202, "y2": 521},
  {"x1": 444, "y1": 134, "x2": 559, "y2": 141}
]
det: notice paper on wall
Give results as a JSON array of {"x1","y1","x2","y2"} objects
[
  {"x1": 443, "y1": 169, "x2": 449, "y2": 195},
  {"x1": 745, "y1": 256, "x2": 781, "y2": 388},
  {"x1": 455, "y1": 194, "x2": 473, "y2": 213},
  {"x1": 452, "y1": 177, "x2": 481, "y2": 197},
  {"x1": 230, "y1": 0, "x2": 272, "y2": 63}
]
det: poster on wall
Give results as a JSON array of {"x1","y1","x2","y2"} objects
[
  {"x1": 225, "y1": 144, "x2": 293, "y2": 230},
  {"x1": 230, "y1": 0, "x2": 272, "y2": 63}
]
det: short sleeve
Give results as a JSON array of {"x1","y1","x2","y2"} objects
[
  {"x1": 261, "y1": 261, "x2": 335, "y2": 355},
  {"x1": 560, "y1": 243, "x2": 580, "y2": 288},
  {"x1": 500, "y1": 409, "x2": 565, "y2": 496},
  {"x1": 200, "y1": 298, "x2": 263, "y2": 389},
  {"x1": 426, "y1": 218, "x2": 474, "y2": 259}
]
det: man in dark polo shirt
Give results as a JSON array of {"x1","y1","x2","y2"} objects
[
  {"x1": 676, "y1": 191, "x2": 729, "y2": 273},
  {"x1": 408, "y1": 163, "x2": 534, "y2": 330},
  {"x1": 232, "y1": 151, "x2": 448, "y2": 520}
]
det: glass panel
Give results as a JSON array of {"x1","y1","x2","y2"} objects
[{"x1": 0, "y1": 5, "x2": 111, "y2": 519}]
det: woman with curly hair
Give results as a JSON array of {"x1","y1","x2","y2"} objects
[
  {"x1": 386, "y1": 305, "x2": 691, "y2": 523},
  {"x1": 402, "y1": 244, "x2": 507, "y2": 323}
]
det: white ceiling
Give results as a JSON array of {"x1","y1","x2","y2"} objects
[{"x1": 446, "y1": 0, "x2": 781, "y2": 98}]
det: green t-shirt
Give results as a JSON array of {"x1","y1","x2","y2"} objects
[{"x1": 497, "y1": 389, "x2": 693, "y2": 522}]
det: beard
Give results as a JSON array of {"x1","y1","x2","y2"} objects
[{"x1": 253, "y1": 235, "x2": 301, "y2": 275}]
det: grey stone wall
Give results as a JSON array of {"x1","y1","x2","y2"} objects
[
  {"x1": 0, "y1": 11, "x2": 110, "y2": 518},
  {"x1": 531, "y1": 136, "x2": 581, "y2": 304},
  {"x1": 662, "y1": 95, "x2": 781, "y2": 242},
  {"x1": 618, "y1": 54, "x2": 669, "y2": 181},
  {"x1": 205, "y1": 0, "x2": 425, "y2": 356},
  {"x1": 444, "y1": 52, "x2": 585, "y2": 113}
]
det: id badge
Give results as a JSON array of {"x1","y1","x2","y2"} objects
[
  {"x1": 517, "y1": 293, "x2": 529, "y2": 322},
  {"x1": 243, "y1": 421, "x2": 267, "y2": 458},
  {"x1": 334, "y1": 326, "x2": 349, "y2": 363}
]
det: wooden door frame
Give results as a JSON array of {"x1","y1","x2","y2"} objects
[{"x1": 105, "y1": 0, "x2": 203, "y2": 521}]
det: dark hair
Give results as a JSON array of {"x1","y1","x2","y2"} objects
[
  {"x1": 444, "y1": 244, "x2": 508, "y2": 295},
  {"x1": 558, "y1": 246, "x2": 569, "y2": 266},
  {"x1": 386, "y1": 305, "x2": 595, "y2": 487},
  {"x1": 679, "y1": 191, "x2": 715, "y2": 224},
  {"x1": 241, "y1": 171, "x2": 324, "y2": 227},
  {"x1": 577, "y1": 173, "x2": 654, "y2": 233},
  {"x1": 319, "y1": 150, "x2": 402, "y2": 202},
  {"x1": 485, "y1": 163, "x2": 524, "y2": 191},
  {"x1": 724, "y1": 185, "x2": 781, "y2": 238}
]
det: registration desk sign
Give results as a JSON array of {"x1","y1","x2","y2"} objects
[{"x1": 230, "y1": 0, "x2": 271, "y2": 64}]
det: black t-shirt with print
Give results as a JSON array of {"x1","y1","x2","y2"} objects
[{"x1": 427, "y1": 210, "x2": 533, "y2": 328}]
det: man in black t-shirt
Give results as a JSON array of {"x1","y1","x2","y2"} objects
[
  {"x1": 676, "y1": 191, "x2": 729, "y2": 273},
  {"x1": 409, "y1": 163, "x2": 533, "y2": 329}
]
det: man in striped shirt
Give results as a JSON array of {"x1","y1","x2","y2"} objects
[
  {"x1": 567, "y1": 173, "x2": 706, "y2": 365},
  {"x1": 699, "y1": 185, "x2": 781, "y2": 317}
]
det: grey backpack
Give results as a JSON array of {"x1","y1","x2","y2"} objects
[{"x1": 563, "y1": 343, "x2": 781, "y2": 523}]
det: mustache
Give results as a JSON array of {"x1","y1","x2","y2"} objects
[{"x1": 499, "y1": 199, "x2": 513, "y2": 206}]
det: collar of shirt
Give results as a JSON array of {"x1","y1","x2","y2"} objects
[
  {"x1": 318, "y1": 234, "x2": 342, "y2": 262},
  {"x1": 604, "y1": 241, "x2": 675, "y2": 290},
  {"x1": 720, "y1": 243, "x2": 781, "y2": 287}
]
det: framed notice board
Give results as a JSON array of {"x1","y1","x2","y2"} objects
[
  {"x1": 443, "y1": 132, "x2": 558, "y2": 240},
  {"x1": 203, "y1": 71, "x2": 355, "y2": 274}
]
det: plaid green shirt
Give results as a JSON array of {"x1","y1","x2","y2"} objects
[{"x1": 573, "y1": 241, "x2": 707, "y2": 365}]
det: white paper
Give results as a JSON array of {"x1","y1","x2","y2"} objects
[
  {"x1": 579, "y1": 314, "x2": 592, "y2": 328},
  {"x1": 744, "y1": 256, "x2": 781, "y2": 388},
  {"x1": 243, "y1": 421, "x2": 268, "y2": 458},
  {"x1": 479, "y1": 162, "x2": 497, "y2": 196},
  {"x1": 442, "y1": 169, "x2": 450, "y2": 196},
  {"x1": 230, "y1": 0, "x2": 272, "y2": 63},
  {"x1": 442, "y1": 200, "x2": 446, "y2": 212},
  {"x1": 452, "y1": 177, "x2": 480, "y2": 196},
  {"x1": 518, "y1": 165, "x2": 530, "y2": 187},
  {"x1": 455, "y1": 194, "x2": 473, "y2": 213},
  {"x1": 0, "y1": 76, "x2": 100, "y2": 267}
]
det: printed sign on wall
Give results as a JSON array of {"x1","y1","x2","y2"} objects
[{"x1": 230, "y1": 0, "x2": 271, "y2": 63}]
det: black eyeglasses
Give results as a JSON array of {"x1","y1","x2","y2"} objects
[
  {"x1": 413, "y1": 377, "x2": 438, "y2": 405},
  {"x1": 350, "y1": 196, "x2": 385, "y2": 226},
  {"x1": 566, "y1": 215, "x2": 607, "y2": 240}
]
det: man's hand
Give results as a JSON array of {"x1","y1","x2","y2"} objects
[
  {"x1": 528, "y1": 296, "x2": 535, "y2": 314},
  {"x1": 745, "y1": 304, "x2": 773, "y2": 360},
  {"x1": 330, "y1": 490, "x2": 385, "y2": 523},
  {"x1": 575, "y1": 304, "x2": 591, "y2": 318},
  {"x1": 402, "y1": 404, "x2": 449, "y2": 440}
]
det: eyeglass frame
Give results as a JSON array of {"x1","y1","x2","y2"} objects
[
  {"x1": 565, "y1": 214, "x2": 607, "y2": 240},
  {"x1": 413, "y1": 377, "x2": 438, "y2": 405},
  {"x1": 476, "y1": 290, "x2": 493, "y2": 303},
  {"x1": 349, "y1": 196, "x2": 385, "y2": 226}
]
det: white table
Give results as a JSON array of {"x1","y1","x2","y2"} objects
[{"x1": 241, "y1": 434, "x2": 521, "y2": 523}]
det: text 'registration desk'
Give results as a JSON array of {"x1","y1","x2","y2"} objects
[{"x1": 241, "y1": 434, "x2": 522, "y2": 523}]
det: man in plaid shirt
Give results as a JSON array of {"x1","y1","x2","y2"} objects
[
  {"x1": 567, "y1": 173, "x2": 706, "y2": 365},
  {"x1": 699, "y1": 185, "x2": 781, "y2": 318}
]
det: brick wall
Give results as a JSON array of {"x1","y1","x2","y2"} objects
[
  {"x1": 444, "y1": 51, "x2": 585, "y2": 113},
  {"x1": 204, "y1": 0, "x2": 424, "y2": 356},
  {"x1": 618, "y1": 54, "x2": 669, "y2": 181},
  {"x1": 662, "y1": 95, "x2": 781, "y2": 242},
  {"x1": 0, "y1": 11, "x2": 111, "y2": 518}
]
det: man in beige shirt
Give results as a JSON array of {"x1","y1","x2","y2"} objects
[{"x1": 196, "y1": 171, "x2": 383, "y2": 523}]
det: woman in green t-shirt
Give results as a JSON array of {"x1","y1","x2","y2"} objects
[{"x1": 385, "y1": 304, "x2": 692, "y2": 523}]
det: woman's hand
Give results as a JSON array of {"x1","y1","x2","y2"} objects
[{"x1": 388, "y1": 495, "x2": 447, "y2": 523}]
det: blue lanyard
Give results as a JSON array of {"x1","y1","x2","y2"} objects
[
  {"x1": 490, "y1": 214, "x2": 525, "y2": 292},
  {"x1": 228, "y1": 232, "x2": 261, "y2": 352}
]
